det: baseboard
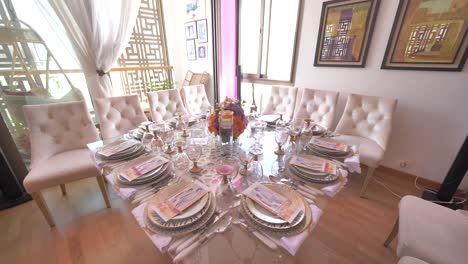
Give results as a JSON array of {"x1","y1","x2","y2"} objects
[{"x1": 377, "y1": 165, "x2": 467, "y2": 195}]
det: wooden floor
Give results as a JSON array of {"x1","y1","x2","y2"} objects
[{"x1": 0, "y1": 168, "x2": 435, "y2": 264}]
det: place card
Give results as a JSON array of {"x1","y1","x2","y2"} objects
[
  {"x1": 290, "y1": 155, "x2": 337, "y2": 175},
  {"x1": 243, "y1": 183, "x2": 302, "y2": 223},
  {"x1": 99, "y1": 140, "x2": 138, "y2": 157},
  {"x1": 151, "y1": 181, "x2": 208, "y2": 222},
  {"x1": 310, "y1": 137, "x2": 348, "y2": 152},
  {"x1": 120, "y1": 156, "x2": 169, "y2": 182}
]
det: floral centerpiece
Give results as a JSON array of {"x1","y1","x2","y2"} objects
[{"x1": 208, "y1": 97, "x2": 248, "y2": 139}]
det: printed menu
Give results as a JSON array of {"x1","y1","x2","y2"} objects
[
  {"x1": 99, "y1": 140, "x2": 138, "y2": 157},
  {"x1": 310, "y1": 137, "x2": 348, "y2": 152},
  {"x1": 290, "y1": 155, "x2": 337, "y2": 175},
  {"x1": 120, "y1": 156, "x2": 169, "y2": 182},
  {"x1": 243, "y1": 183, "x2": 303, "y2": 224},
  {"x1": 151, "y1": 182, "x2": 208, "y2": 222}
]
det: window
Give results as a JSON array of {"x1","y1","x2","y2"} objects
[
  {"x1": 111, "y1": 0, "x2": 172, "y2": 106},
  {"x1": 238, "y1": 0, "x2": 301, "y2": 84}
]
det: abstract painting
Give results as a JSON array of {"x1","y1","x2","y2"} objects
[
  {"x1": 185, "y1": 0, "x2": 205, "y2": 21},
  {"x1": 382, "y1": 0, "x2": 468, "y2": 71},
  {"x1": 314, "y1": 0, "x2": 380, "y2": 67},
  {"x1": 186, "y1": 40, "x2": 197, "y2": 60}
]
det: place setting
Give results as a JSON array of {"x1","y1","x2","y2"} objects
[
  {"x1": 95, "y1": 139, "x2": 146, "y2": 163},
  {"x1": 305, "y1": 136, "x2": 353, "y2": 159}
]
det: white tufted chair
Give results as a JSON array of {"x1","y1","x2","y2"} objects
[
  {"x1": 23, "y1": 101, "x2": 110, "y2": 227},
  {"x1": 293, "y1": 88, "x2": 339, "y2": 129},
  {"x1": 262, "y1": 86, "x2": 298, "y2": 120},
  {"x1": 147, "y1": 89, "x2": 189, "y2": 122},
  {"x1": 182, "y1": 84, "x2": 212, "y2": 115},
  {"x1": 334, "y1": 93, "x2": 397, "y2": 197},
  {"x1": 94, "y1": 95, "x2": 148, "y2": 139}
]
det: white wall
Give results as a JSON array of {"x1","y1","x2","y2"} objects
[
  {"x1": 295, "y1": 0, "x2": 468, "y2": 188},
  {"x1": 162, "y1": 0, "x2": 214, "y2": 103}
]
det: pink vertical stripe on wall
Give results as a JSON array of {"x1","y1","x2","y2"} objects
[{"x1": 218, "y1": 0, "x2": 237, "y2": 100}]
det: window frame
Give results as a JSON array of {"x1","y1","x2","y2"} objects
[{"x1": 238, "y1": 0, "x2": 303, "y2": 86}]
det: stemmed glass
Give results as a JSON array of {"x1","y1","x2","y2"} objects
[
  {"x1": 156, "y1": 124, "x2": 175, "y2": 154},
  {"x1": 150, "y1": 129, "x2": 164, "y2": 154},
  {"x1": 238, "y1": 141, "x2": 252, "y2": 176},
  {"x1": 247, "y1": 155, "x2": 264, "y2": 185},
  {"x1": 173, "y1": 141, "x2": 190, "y2": 175},
  {"x1": 275, "y1": 112, "x2": 288, "y2": 128},
  {"x1": 289, "y1": 118, "x2": 305, "y2": 142},
  {"x1": 249, "y1": 120, "x2": 267, "y2": 155},
  {"x1": 186, "y1": 143, "x2": 202, "y2": 173},
  {"x1": 176, "y1": 114, "x2": 190, "y2": 137},
  {"x1": 216, "y1": 157, "x2": 240, "y2": 211},
  {"x1": 141, "y1": 123, "x2": 154, "y2": 150},
  {"x1": 274, "y1": 126, "x2": 289, "y2": 155}
]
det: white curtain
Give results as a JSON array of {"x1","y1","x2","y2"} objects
[{"x1": 48, "y1": 0, "x2": 141, "y2": 99}]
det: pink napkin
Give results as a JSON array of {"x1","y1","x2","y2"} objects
[
  {"x1": 344, "y1": 146, "x2": 361, "y2": 173},
  {"x1": 105, "y1": 172, "x2": 137, "y2": 200},
  {"x1": 321, "y1": 169, "x2": 348, "y2": 197},
  {"x1": 279, "y1": 204, "x2": 323, "y2": 256},
  {"x1": 131, "y1": 202, "x2": 172, "y2": 252}
]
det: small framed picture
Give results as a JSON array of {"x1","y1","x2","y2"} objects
[
  {"x1": 185, "y1": 21, "x2": 197, "y2": 40},
  {"x1": 196, "y1": 19, "x2": 208, "y2": 43},
  {"x1": 186, "y1": 39, "x2": 197, "y2": 60},
  {"x1": 197, "y1": 44, "x2": 208, "y2": 60}
]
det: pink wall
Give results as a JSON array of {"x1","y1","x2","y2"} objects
[{"x1": 218, "y1": 0, "x2": 237, "y2": 100}]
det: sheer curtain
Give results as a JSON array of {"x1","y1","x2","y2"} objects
[{"x1": 48, "y1": 0, "x2": 141, "y2": 99}]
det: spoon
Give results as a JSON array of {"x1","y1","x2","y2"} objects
[{"x1": 173, "y1": 214, "x2": 232, "y2": 262}]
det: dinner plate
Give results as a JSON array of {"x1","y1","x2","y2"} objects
[
  {"x1": 95, "y1": 143, "x2": 145, "y2": 161},
  {"x1": 116, "y1": 164, "x2": 171, "y2": 187},
  {"x1": 144, "y1": 192, "x2": 216, "y2": 236},
  {"x1": 306, "y1": 144, "x2": 351, "y2": 159},
  {"x1": 241, "y1": 183, "x2": 305, "y2": 230},
  {"x1": 312, "y1": 125, "x2": 326, "y2": 136},
  {"x1": 291, "y1": 164, "x2": 329, "y2": 176},
  {"x1": 116, "y1": 155, "x2": 169, "y2": 182},
  {"x1": 289, "y1": 165, "x2": 339, "y2": 183}
]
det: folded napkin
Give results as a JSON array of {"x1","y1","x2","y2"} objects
[
  {"x1": 132, "y1": 202, "x2": 172, "y2": 252},
  {"x1": 344, "y1": 146, "x2": 361, "y2": 173},
  {"x1": 279, "y1": 204, "x2": 323, "y2": 256},
  {"x1": 105, "y1": 172, "x2": 137, "y2": 200}
]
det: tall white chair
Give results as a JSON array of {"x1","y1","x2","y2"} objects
[
  {"x1": 147, "y1": 89, "x2": 189, "y2": 122},
  {"x1": 94, "y1": 95, "x2": 148, "y2": 139},
  {"x1": 385, "y1": 195, "x2": 468, "y2": 264},
  {"x1": 182, "y1": 84, "x2": 212, "y2": 115},
  {"x1": 262, "y1": 86, "x2": 298, "y2": 120},
  {"x1": 334, "y1": 93, "x2": 397, "y2": 197},
  {"x1": 23, "y1": 101, "x2": 110, "y2": 227},
  {"x1": 293, "y1": 88, "x2": 339, "y2": 129}
]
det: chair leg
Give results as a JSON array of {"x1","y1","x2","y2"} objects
[
  {"x1": 31, "y1": 192, "x2": 55, "y2": 228},
  {"x1": 360, "y1": 166, "x2": 375, "y2": 197},
  {"x1": 60, "y1": 184, "x2": 67, "y2": 195},
  {"x1": 96, "y1": 174, "x2": 111, "y2": 208},
  {"x1": 384, "y1": 217, "x2": 399, "y2": 247}
]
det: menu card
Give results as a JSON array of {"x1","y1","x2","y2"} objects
[
  {"x1": 310, "y1": 137, "x2": 348, "y2": 152},
  {"x1": 290, "y1": 155, "x2": 337, "y2": 175},
  {"x1": 151, "y1": 182, "x2": 208, "y2": 222},
  {"x1": 120, "y1": 156, "x2": 169, "y2": 182},
  {"x1": 99, "y1": 140, "x2": 138, "y2": 157},
  {"x1": 243, "y1": 183, "x2": 303, "y2": 224}
]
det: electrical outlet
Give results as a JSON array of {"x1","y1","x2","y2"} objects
[{"x1": 400, "y1": 161, "x2": 408, "y2": 169}]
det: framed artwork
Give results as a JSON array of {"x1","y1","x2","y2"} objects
[
  {"x1": 185, "y1": 21, "x2": 197, "y2": 40},
  {"x1": 314, "y1": 0, "x2": 380, "y2": 67},
  {"x1": 382, "y1": 0, "x2": 468, "y2": 71},
  {"x1": 186, "y1": 40, "x2": 197, "y2": 60},
  {"x1": 197, "y1": 44, "x2": 208, "y2": 60},
  {"x1": 186, "y1": 0, "x2": 205, "y2": 21},
  {"x1": 197, "y1": 19, "x2": 208, "y2": 43}
]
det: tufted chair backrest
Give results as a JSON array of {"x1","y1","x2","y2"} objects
[
  {"x1": 23, "y1": 101, "x2": 99, "y2": 167},
  {"x1": 94, "y1": 95, "x2": 148, "y2": 139},
  {"x1": 293, "y1": 88, "x2": 338, "y2": 129},
  {"x1": 182, "y1": 84, "x2": 212, "y2": 115},
  {"x1": 335, "y1": 94, "x2": 397, "y2": 150},
  {"x1": 147, "y1": 89, "x2": 189, "y2": 122},
  {"x1": 262, "y1": 86, "x2": 298, "y2": 120}
]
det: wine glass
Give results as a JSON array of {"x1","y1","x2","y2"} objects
[
  {"x1": 238, "y1": 141, "x2": 252, "y2": 176},
  {"x1": 150, "y1": 130, "x2": 164, "y2": 154},
  {"x1": 173, "y1": 141, "x2": 190, "y2": 174},
  {"x1": 275, "y1": 112, "x2": 288, "y2": 128},
  {"x1": 176, "y1": 114, "x2": 190, "y2": 137},
  {"x1": 289, "y1": 118, "x2": 305, "y2": 142},
  {"x1": 156, "y1": 124, "x2": 175, "y2": 154},
  {"x1": 216, "y1": 157, "x2": 240, "y2": 211},
  {"x1": 247, "y1": 155, "x2": 264, "y2": 185},
  {"x1": 186, "y1": 143, "x2": 202, "y2": 173},
  {"x1": 274, "y1": 126, "x2": 289, "y2": 155},
  {"x1": 141, "y1": 123, "x2": 154, "y2": 150},
  {"x1": 249, "y1": 120, "x2": 267, "y2": 155}
]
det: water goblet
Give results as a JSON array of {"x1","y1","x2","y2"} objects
[
  {"x1": 186, "y1": 143, "x2": 202, "y2": 173},
  {"x1": 156, "y1": 124, "x2": 175, "y2": 154},
  {"x1": 249, "y1": 120, "x2": 267, "y2": 155},
  {"x1": 274, "y1": 126, "x2": 289, "y2": 155}
]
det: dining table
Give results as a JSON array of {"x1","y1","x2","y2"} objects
[{"x1": 87, "y1": 120, "x2": 361, "y2": 264}]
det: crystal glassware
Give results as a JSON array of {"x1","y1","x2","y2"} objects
[
  {"x1": 238, "y1": 141, "x2": 252, "y2": 176},
  {"x1": 249, "y1": 120, "x2": 267, "y2": 155},
  {"x1": 140, "y1": 123, "x2": 154, "y2": 150},
  {"x1": 186, "y1": 143, "x2": 202, "y2": 173},
  {"x1": 156, "y1": 124, "x2": 175, "y2": 154},
  {"x1": 274, "y1": 126, "x2": 289, "y2": 155},
  {"x1": 275, "y1": 112, "x2": 288, "y2": 128},
  {"x1": 289, "y1": 118, "x2": 305, "y2": 142},
  {"x1": 176, "y1": 114, "x2": 190, "y2": 137},
  {"x1": 246, "y1": 155, "x2": 264, "y2": 185},
  {"x1": 173, "y1": 141, "x2": 190, "y2": 174},
  {"x1": 150, "y1": 130, "x2": 164, "y2": 154}
]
